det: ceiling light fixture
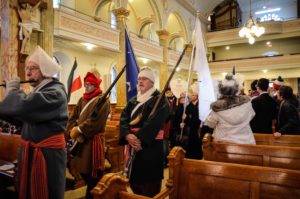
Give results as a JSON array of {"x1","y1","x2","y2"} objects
[
  {"x1": 82, "y1": 43, "x2": 96, "y2": 50},
  {"x1": 239, "y1": 0, "x2": 265, "y2": 45}
]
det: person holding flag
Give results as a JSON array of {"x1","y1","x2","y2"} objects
[
  {"x1": 66, "y1": 72, "x2": 110, "y2": 199},
  {"x1": 119, "y1": 67, "x2": 170, "y2": 197}
]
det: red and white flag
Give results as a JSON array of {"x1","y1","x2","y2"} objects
[{"x1": 67, "y1": 59, "x2": 82, "y2": 102}]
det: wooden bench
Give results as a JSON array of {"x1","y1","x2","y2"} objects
[
  {"x1": 203, "y1": 133, "x2": 300, "y2": 170},
  {"x1": 0, "y1": 133, "x2": 21, "y2": 192},
  {"x1": 254, "y1": 133, "x2": 300, "y2": 147},
  {"x1": 91, "y1": 147, "x2": 300, "y2": 199},
  {"x1": 0, "y1": 133, "x2": 20, "y2": 162}
]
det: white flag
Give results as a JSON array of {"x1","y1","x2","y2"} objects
[{"x1": 193, "y1": 17, "x2": 216, "y2": 121}]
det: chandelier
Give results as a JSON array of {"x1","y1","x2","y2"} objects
[{"x1": 238, "y1": 0, "x2": 265, "y2": 44}]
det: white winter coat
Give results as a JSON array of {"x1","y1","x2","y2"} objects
[{"x1": 206, "y1": 97, "x2": 256, "y2": 144}]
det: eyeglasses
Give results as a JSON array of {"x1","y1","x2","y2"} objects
[{"x1": 25, "y1": 67, "x2": 40, "y2": 73}]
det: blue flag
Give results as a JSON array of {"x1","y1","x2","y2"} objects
[{"x1": 125, "y1": 30, "x2": 139, "y2": 101}]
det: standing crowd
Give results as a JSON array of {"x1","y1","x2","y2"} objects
[{"x1": 0, "y1": 46, "x2": 299, "y2": 199}]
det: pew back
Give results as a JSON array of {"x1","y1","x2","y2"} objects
[
  {"x1": 203, "y1": 133, "x2": 300, "y2": 170},
  {"x1": 254, "y1": 133, "x2": 300, "y2": 147},
  {"x1": 0, "y1": 133, "x2": 21, "y2": 162},
  {"x1": 170, "y1": 148, "x2": 300, "y2": 199},
  {"x1": 92, "y1": 147, "x2": 300, "y2": 199}
]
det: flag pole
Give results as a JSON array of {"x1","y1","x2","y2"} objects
[{"x1": 179, "y1": 13, "x2": 199, "y2": 140}]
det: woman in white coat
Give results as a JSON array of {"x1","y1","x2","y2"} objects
[{"x1": 206, "y1": 75, "x2": 256, "y2": 144}]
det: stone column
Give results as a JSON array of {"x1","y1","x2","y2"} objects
[
  {"x1": 112, "y1": 7, "x2": 129, "y2": 108},
  {"x1": 39, "y1": 0, "x2": 54, "y2": 55},
  {"x1": 156, "y1": 29, "x2": 169, "y2": 90},
  {"x1": 0, "y1": 0, "x2": 19, "y2": 99}
]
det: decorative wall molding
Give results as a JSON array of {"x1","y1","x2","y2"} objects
[
  {"x1": 206, "y1": 18, "x2": 300, "y2": 47},
  {"x1": 130, "y1": 33, "x2": 163, "y2": 62},
  {"x1": 209, "y1": 54, "x2": 300, "y2": 73},
  {"x1": 54, "y1": 8, "x2": 120, "y2": 51}
]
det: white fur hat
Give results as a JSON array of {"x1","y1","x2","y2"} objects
[
  {"x1": 138, "y1": 67, "x2": 155, "y2": 83},
  {"x1": 26, "y1": 46, "x2": 62, "y2": 77}
]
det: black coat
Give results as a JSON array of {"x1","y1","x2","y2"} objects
[
  {"x1": 250, "y1": 93, "x2": 277, "y2": 133},
  {"x1": 185, "y1": 101, "x2": 202, "y2": 159},
  {"x1": 119, "y1": 90, "x2": 170, "y2": 183},
  {"x1": 277, "y1": 99, "x2": 300, "y2": 134}
]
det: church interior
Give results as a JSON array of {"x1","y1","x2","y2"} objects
[{"x1": 1, "y1": 0, "x2": 300, "y2": 198}]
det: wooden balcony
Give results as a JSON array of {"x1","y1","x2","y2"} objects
[{"x1": 206, "y1": 18, "x2": 300, "y2": 47}]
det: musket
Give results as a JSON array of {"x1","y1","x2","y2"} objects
[
  {"x1": 123, "y1": 45, "x2": 188, "y2": 178},
  {"x1": 68, "y1": 64, "x2": 127, "y2": 156},
  {"x1": 0, "y1": 80, "x2": 37, "y2": 87}
]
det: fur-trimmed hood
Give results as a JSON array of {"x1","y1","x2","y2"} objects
[{"x1": 210, "y1": 95, "x2": 251, "y2": 112}]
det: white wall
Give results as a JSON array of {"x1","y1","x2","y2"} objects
[{"x1": 54, "y1": 47, "x2": 116, "y2": 104}]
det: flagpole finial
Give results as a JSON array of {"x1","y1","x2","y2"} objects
[{"x1": 196, "y1": 10, "x2": 201, "y2": 17}]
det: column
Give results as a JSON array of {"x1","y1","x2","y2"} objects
[
  {"x1": 0, "y1": 0, "x2": 19, "y2": 99},
  {"x1": 112, "y1": 7, "x2": 129, "y2": 108},
  {"x1": 39, "y1": 0, "x2": 54, "y2": 55},
  {"x1": 156, "y1": 29, "x2": 169, "y2": 90}
]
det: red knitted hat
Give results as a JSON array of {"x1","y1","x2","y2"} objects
[
  {"x1": 273, "y1": 76, "x2": 284, "y2": 90},
  {"x1": 84, "y1": 72, "x2": 101, "y2": 88}
]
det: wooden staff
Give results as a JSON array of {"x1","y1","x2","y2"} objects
[
  {"x1": 0, "y1": 80, "x2": 36, "y2": 87},
  {"x1": 68, "y1": 64, "x2": 127, "y2": 156}
]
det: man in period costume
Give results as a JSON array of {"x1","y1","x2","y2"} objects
[
  {"x1": 119, "y1": 67, "x2": 170, "y2": 197},
  {"x1": 66, "y1": 72, "x2": 110, "y2": 199},
  {"x1": 0, "y1": 45, "x2": 68, "y2": 199}
]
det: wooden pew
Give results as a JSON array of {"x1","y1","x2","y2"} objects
[
  {"x1": 203, "y1": 133, "x2": 300, "y2": 170},
  {"x1": 105, "y1": 110, "x2": 124, "y2": 173},
  {"x1": 91, "y1": 147, "x2": 300, "y2": 199},
  {"x1": 0, "y1": 133, "x2": 21, "y2": 191},
  {"x1": 0, "y1": 133, "x2": 20, "y2": 162},
  {"x1": 254, "y1": 133, "x2": 300, "y2": 147}
]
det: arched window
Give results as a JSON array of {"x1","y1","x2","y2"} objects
[
  {"x1": 53, "y1": 0, "x2": 60, "y2": 8},
  {"x1": 52, "y1": 56, "x2": 60, "y2": 79},
  {"x1": 111, "y1": 13, "x2": 117, "y2": 29},
  {"x1": 110, "y1": 66, "x2": 117, "y2": 103}
]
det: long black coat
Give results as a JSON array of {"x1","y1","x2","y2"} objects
[
  {"x1": 185, "y1": 101, "x2": 202, "y2": 159},
  {"x1": 119, "y1": 90, "x2": 170, "y2": 183},
  {"x1": 250, "y1": 93, "x2": 277, "y2": 133}
]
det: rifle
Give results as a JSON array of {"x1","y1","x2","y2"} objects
[
  {"x1": 68, "y1": 64, "x2": 127, "y2": 156},
  {"x1": 123, "y1": 45, "x2": 188, "y2": 178}
]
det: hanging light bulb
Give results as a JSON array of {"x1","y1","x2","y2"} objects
[
  {"x1": 238, "y1": 0, "x2": 265, "y2": 44},
  {"x1": 248, "y1": 36, "x2": 255, "y2": 45}
]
